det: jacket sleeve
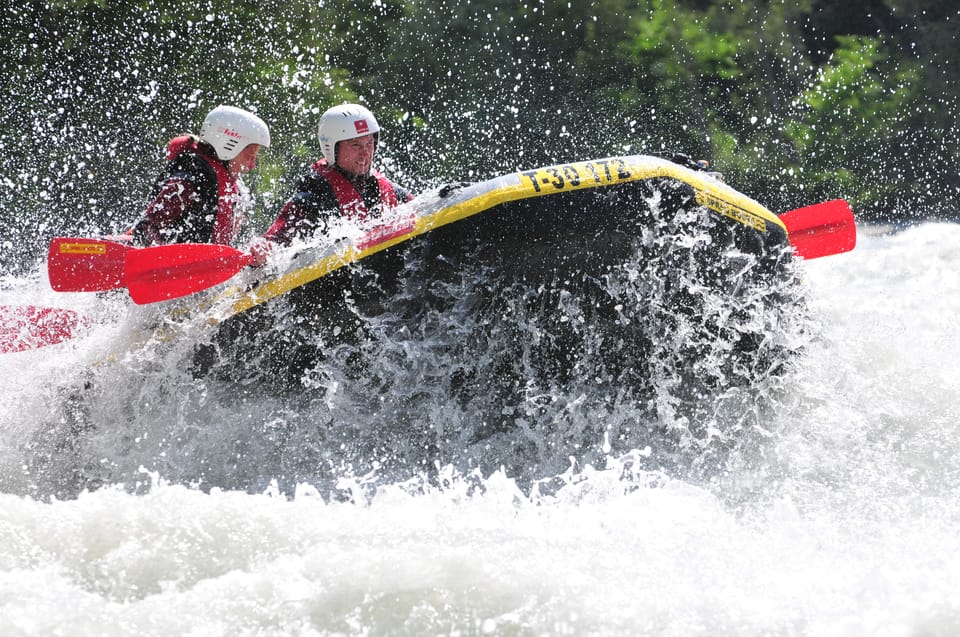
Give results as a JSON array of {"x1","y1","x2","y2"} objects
[
  {"x1": 263, "y1": 172, "x2": 340, "y2": 245},
  {"x1": 393, "y1": 182, "x2": 415, "y2": 203},
  {"x1": 263, "y1": 194, "x2": 323, "y2": 246}
]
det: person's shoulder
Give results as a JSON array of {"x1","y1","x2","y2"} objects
[
  {"x1": 291, "y1": 164, "x2": 337, "y2": 207},
  {"x1": 296, "y1": 160, "x2": 335, "y2": 187},
  {"x1": 168, "y1": 148, "x2": 216, "y2": 186}
]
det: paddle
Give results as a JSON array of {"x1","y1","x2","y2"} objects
[
  {"x1": 779, "y1": 199, "x2": 856, "y2": 260},
  {"x1": 0, "y1": 305, "x2": 90, "y2": 353},
  {"x1": 46, "y1": 237, "x2": 254, "y2": 304},
  {"x1": 124, "y1": 243, "x2": 254, "y2": 304},
  {"x1": 47, "y1": 237, "x2": 131, "y2": 292}
]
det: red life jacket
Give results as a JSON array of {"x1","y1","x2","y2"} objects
[
  {"x1": 310, "y1": 159, "x2": 400, "y2": 221},
  {"x1": 166, "y1": 135, "x2": 242, "y2": 244}
]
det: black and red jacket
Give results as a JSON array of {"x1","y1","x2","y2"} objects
[
  {"x1": 132, "y1": 136, "x2": 243, "y2": 246},
  {"x1": 264, "y1": 159, "x2": 413, "y2": 246}
]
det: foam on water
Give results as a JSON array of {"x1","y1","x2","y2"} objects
[{"x1": 2, "y1": 224, "x2": 960, "y2": 635}]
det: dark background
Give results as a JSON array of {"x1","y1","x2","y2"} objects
[{"x1": 2, "y1": 0, "x2": 956, "y2": 271}]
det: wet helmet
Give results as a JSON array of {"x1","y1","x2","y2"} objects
[
  {"x1": 199, "y1": 105, "x2": 271, "y2": 161},
  {"x1": 317, "y1": 104, "x2": 380, "y2": 164}
]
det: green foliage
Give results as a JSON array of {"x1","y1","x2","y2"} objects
[{"x1": 782, "y1": 36, "x2": 928, "y2": 219}]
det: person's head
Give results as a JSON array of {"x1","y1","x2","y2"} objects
[
  {"x1": 200, "y1": 105, "x2": 271, "y2": 175},
  {"x1": 317, "y1": 104, "x2": 380, "y2": 177}
]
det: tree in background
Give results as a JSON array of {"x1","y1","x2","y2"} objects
[{"x1": 606, "y1": 0, "x2": 957, "y2": 220}]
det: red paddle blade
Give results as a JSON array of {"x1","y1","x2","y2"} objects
[
  {"x1": 48, "y1": 237, "x2": 131, "y2": 292},
  {"x1": 0, "y1": 305, "x2": 91, "y2": 353},
  {"x1": 779, "y1": 199, "x2": 856, "y2": 260},
  {"x1": 124, "y1": 243, "x2": 253, "y2": 304}
]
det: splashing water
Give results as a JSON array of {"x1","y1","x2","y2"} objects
[
  {"x1": 8, "y1": 185, "x2": 803, "y2": 499},
  {"x1": 1, "y1": 222, "x2": 959, "y2": 633}
]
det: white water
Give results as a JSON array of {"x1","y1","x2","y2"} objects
[{"x1": 2, "y1": 223, "x2": 960, "y2": 636}]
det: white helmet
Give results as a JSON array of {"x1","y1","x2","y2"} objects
[
  {"x1": 318, "y1": 103, "x2": 380, "y2": 164},
  {"x1": 200, "y1": 105, "x2": 271, "y2": 161}
]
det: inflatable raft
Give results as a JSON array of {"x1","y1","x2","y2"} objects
[
  {"x1": 32, "y1": 153, "x2": 860, "y2": 496},
  {"x1": 184, "y1": 153, "x2": 801, "y2": 388}
]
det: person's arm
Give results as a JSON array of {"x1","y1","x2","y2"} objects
[
  {"x1": 249, "y1": 191, "x2": 333, "y2": 266},
  {"x1": 250, "y1": 172, "x2": 342, "y2": 265},
  {"x1": 393, "y1": 182, "x2": 415, "y2": 203},
  {"x1": 262, "y1": 192, "x2": 329, "y2": 246}
]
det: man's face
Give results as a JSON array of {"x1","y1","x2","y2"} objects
[
  {"x1": 230, "y1": 143, "x2": 261, "y2": 176},
  {"x1": 336, "y1": 134, "x2": 376, "y2": 177}
]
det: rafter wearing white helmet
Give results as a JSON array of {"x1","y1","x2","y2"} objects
[
  {"x1": 253, "y1": 102, "x2": 412, "y2": 255},
  {"x1": 200, "y1": 105, "x2": 271, "y2": 161},
  {"x1": 317, "y1": 104, "x2": 380, "y2": 166},
  {"x1": 128, "y1": 106, "x2": 271, "y2": 247}
]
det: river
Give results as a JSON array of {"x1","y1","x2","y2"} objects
[{"x1": 1, "y1": 222, "x2": 958, "y2": 636}]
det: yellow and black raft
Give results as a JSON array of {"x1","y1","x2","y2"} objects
[{"x1": 185, "y1": 153, "x2": 800, "y2": 386}]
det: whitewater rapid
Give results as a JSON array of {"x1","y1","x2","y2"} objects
[{"x1": 1, "y1": 222, "x2": 959, "y2": 636}]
